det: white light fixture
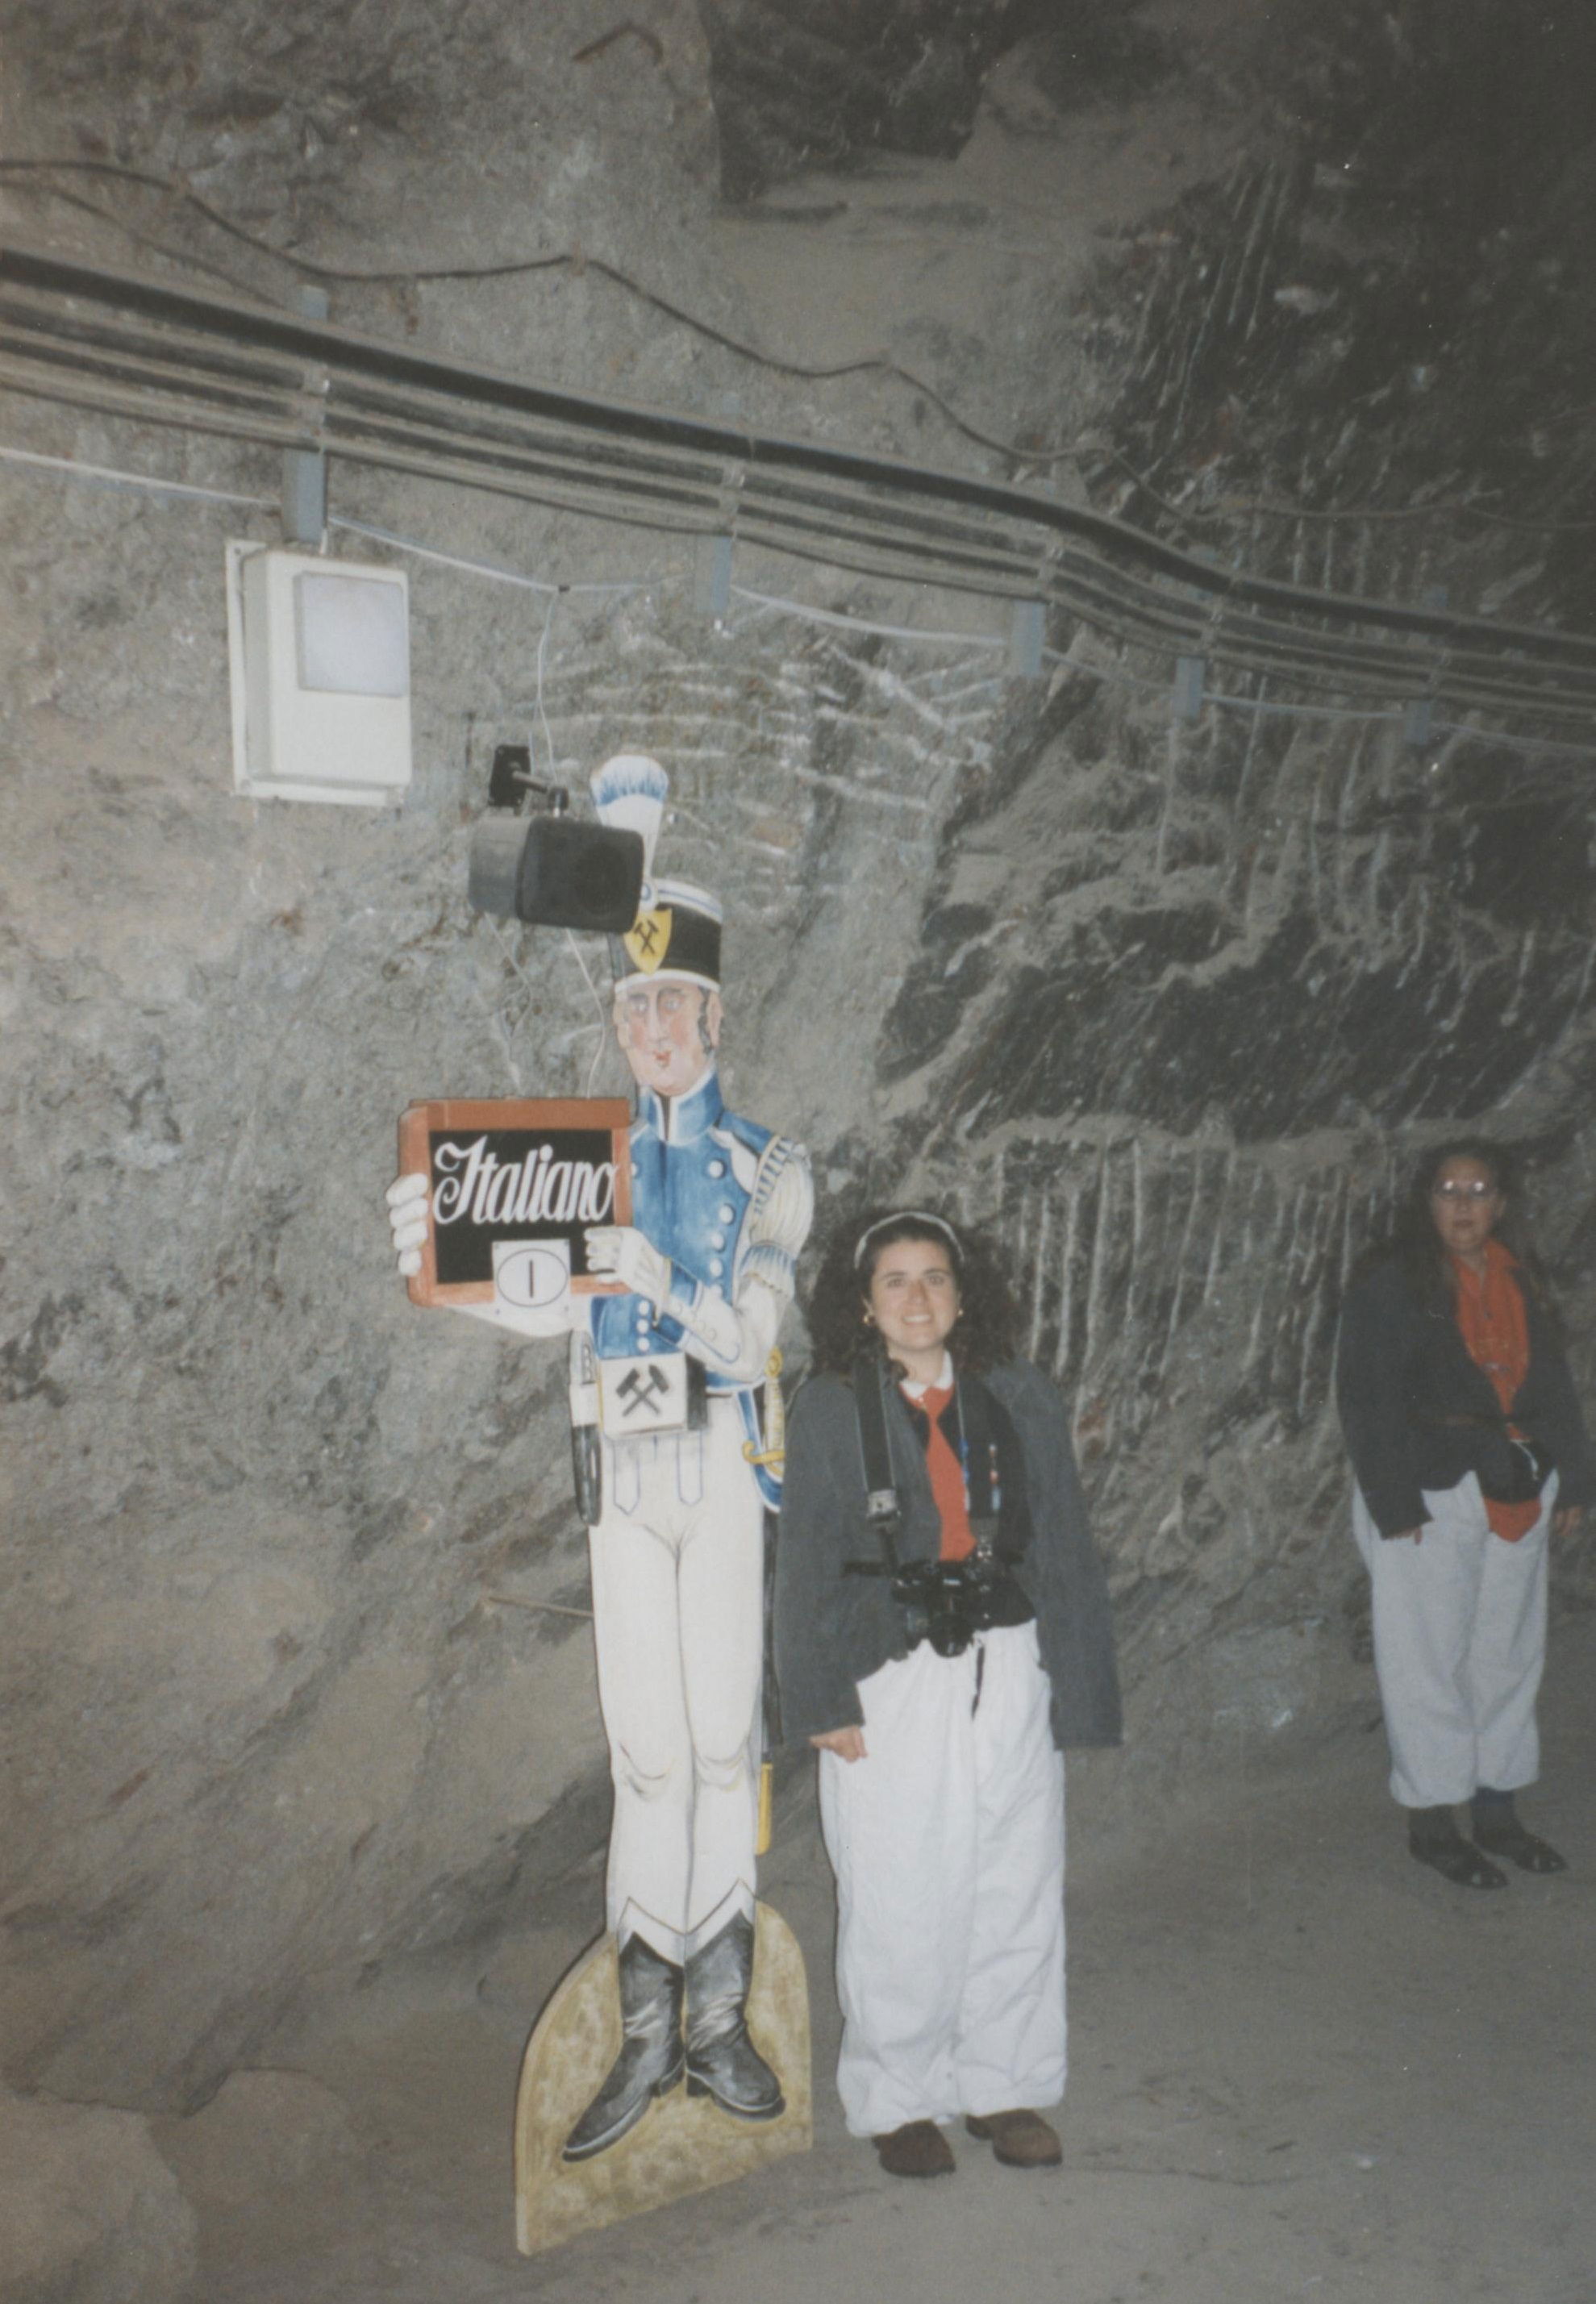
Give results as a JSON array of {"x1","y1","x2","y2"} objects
[{"x1": 225, "y1": 542, "x2": 412, "y2": 805}]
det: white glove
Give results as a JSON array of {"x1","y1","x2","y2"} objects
[
  {"x1": 386, "y1": 1171, "x2": 572, "y2": 1338},
  {"x1": 386, "y1": 1171, "x2": 430, "y2": 1277},
  {"x1": 585, "y1": 1225, "x2": 671, "y2": 1309}
]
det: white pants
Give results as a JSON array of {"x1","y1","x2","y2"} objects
[
  {"x1": 1352, "y1": 1472, "x2": 1553, "y2": 1810},
  {"x1": 818, "y1": 1620, "x2": 1066, "y2": 2139},
  {"x1": 588, "y1": 1398, "x2": 765, "y2": 1964}
]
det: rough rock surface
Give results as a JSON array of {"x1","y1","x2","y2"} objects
[
  {"x1": 1, "y1": 0, "x2": 1593, "y2": 2153},
  {"x1": 151, "y1": 2067, "x2": 376, "y2": 2282},
  {"x1": 0, "y1": 2084, "x2": 197, "y2": 2304}
]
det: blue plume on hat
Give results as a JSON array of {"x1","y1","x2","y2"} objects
[{"x1": 591, "y1": 754, "x2": 669, "y2": 877}]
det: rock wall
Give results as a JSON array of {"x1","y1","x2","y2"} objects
[{"x1": 2, "y1": 0, "x2": 1594, "y2": 2119}]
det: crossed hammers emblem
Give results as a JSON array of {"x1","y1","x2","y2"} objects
[{"x1": 615, "y1": 1364, "x2": 672, "y2": 1419}]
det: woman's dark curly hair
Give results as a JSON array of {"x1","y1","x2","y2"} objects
[
  {"x1": 1386, "y1": 1135, "x2": 1553, "y2": 1312},
  {"x1": 805, "y1": 1206, "x2": 1021, "y2": 1377}
]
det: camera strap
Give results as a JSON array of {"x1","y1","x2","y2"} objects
[
  {"x1": 842, "y1": 1355, "x2": 1013, "y2": 1573},
  {"x1": 843, "y1": 1351, "x2": 904, "y2": 1579}
]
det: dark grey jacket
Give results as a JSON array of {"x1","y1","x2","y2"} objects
[
  {"x1": 1336, "y1": 1257, "x2": 1594, "y2": 1537},
  {"x1": 774, "y1": 1359, "x2": 1123, "y2": 1752}
]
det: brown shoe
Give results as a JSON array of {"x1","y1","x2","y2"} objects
[
  {"x1": 965, "y1": 2110, "x2": 1062, "y2": 2168},
  {"x1": 873, "y1": 2119, "x2": 956, "y2": 2178}
]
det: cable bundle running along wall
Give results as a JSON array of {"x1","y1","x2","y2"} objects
[{"x1": 2, "y1": 239, "x2": 1596, "y2": 734}]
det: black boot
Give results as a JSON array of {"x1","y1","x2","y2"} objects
[
  {"x1": 1406, "y1": 1803, "x2": 1507, "y2": 1890},
  {"x1": 1470, "y1": 1789, "x2": 1569, "y2": 1875},
  {"x1": 562, "y1": 1934, "x2": 685, "y2": 2163},
  {"x1": 684, "y1": 1911, "x2": 784, "y2": 2122}
]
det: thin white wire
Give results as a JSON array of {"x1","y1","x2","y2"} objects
[
  {"x1": 329, "y1": 514, "x2": 652, "y2": 597},
  {"x1": 502, "y1": 574, "x2": 612, "y2": 1077},
  {"x1": 532, "y1": 589, "x2": 558, "y2": 777},
  {"x1": 0, "y1": 440, "x2": 273, "y2": 509},
  {"x1": 1430, "y1": 718, "x2": 1596, "y2": 762},
  {"x1": 5, "y1": 434, "x2": 1594, "y2": 764},
  {"x1": 1206, "y1": 688, "x2": 1402, "y2": 727},
  {"x1": 563, "y1": 925, "x2": 609, "y2": 1015},
  {"x1": 565, "y1": 931, "x2": 615, "y2": 1096},
  {"x1": 1041, "y1": 645, "x2": 1176, "y2": 698},
  {"x1": 729, "y1": 581, "x2": 1005, "y2": 650}
]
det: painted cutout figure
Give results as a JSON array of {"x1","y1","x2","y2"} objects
[{"x1": 388, "y1": 757, "x2": 811, "y2": 2163}]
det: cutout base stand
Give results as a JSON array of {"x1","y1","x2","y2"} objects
[{"x1": 514, "y1": 1902, "x2": 811, "y2": 2256}]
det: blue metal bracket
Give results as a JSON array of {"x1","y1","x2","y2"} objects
[
  {"x1": 281, "y1": 284, "x2": 329, "y2": 547},
  {"x1": 1009, "y1": 599, "x2": 1044, "y2": 679},
  {"x1": 694, "y1": 533, "x2": 733, "y2": 621},
  {"x1": 1173, "y1": 655, "x2": 1206, "y2": 721}
]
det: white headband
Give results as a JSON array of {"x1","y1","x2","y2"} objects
[{"x1": 852, "y1": 1211, "x2": 962, "y2": 1271}]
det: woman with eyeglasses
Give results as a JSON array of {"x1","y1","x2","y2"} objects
[
  {"x1": 774, "y1": 1209, "x2": 1120, "y2": 2179},
  {"x1": 1336, "y1": 1140, "x2": 1590, "y2": 1887}
]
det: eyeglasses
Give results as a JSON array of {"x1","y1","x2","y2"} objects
[{"x1": 1431, "y1": 1181, "x2": 1498, "y2": 1201}]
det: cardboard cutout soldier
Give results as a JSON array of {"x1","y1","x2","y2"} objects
[{"x1": 388, "y1": 756, "x2": 811, "y2": 2163}]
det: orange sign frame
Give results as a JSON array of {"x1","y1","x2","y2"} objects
[{"x1": 398, "y1": 1097, "x2": 632, "y2": 1308}]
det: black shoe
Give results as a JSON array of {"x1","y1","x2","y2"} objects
[
  {"x1": 684, "y1": 1911, "x2": 784, "y2": 2122},
  {"x1": 1470, "y1": 1793, "x2": 1569, "y2": 1875},
  {"x1": 562, "y1": 1935, "x2": 685, "y2": 2162},
  {"x1": 1406, "y1": 1806, "x2": 1508, "y2": 1891}
]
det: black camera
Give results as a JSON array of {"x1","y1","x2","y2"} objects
[
  {"x1": 1482, "y1": 1433, "x2": 1555, "y2": 1506},
  {"x1": 890, "y1": 1553, "x2": 1006, "y2": 1660}
]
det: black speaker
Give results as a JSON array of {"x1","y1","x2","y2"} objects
[{"x1": 469, "y1": 813, "x2": 644, "y2": 931}]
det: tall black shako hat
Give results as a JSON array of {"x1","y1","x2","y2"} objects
[{"x1": 591, "y1": 754, "x2": 722, "y2": 992}]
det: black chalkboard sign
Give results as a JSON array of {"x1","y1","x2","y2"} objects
[{"x1": 398, "y1": 1098, "x2": 632, "y2": 1307}]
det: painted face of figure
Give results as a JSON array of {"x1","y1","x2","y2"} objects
[
  {"x1": 613, "y1": 979, "x2": 720, "y2": 1101},
  {"x1": 863, "y1": 1236, "x2": 961, "y2": 1380},
  {"x1": 1428, "y1": 1154, "x2": 1504, "y2": 1270}
]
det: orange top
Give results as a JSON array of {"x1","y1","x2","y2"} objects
[
  {"x1": 1450, "y1": 1239, "x2": 1538, "y2": 1541},
  {"x1": 911, "y1": 1381, "x2": 975, "y2": 1561}
]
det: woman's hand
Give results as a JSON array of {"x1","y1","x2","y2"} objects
[
  {"x1": 1553, "y1": 1504, "x2": 1584, "y2": 1539},
  {"x1": 811, "y1": 1726, "x2": 867, "y2": 1763}
]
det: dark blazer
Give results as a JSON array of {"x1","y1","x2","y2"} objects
[
  {"x1": 1335, "y1": 1256, "x2": 1594, "y2": 1537},
  {"x1": 774, "y1": 1358, "x2": 1123, "y2": 1752}
]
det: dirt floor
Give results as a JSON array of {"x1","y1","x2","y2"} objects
[{"x1": 156, "y1": 1603, "x2": 1596, "y2": 2304}]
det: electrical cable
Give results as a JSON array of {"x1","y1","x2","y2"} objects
[
  {"x1": 1199, "y1": 491, "x2": 1596, "y2": 537},
  {"x1": 728, "y1": 583, "x2": 1003, "y2": 649},
  {"x1": 5, "y1": 235, "x2": 1589, "y2": 701},
  {"x1": 0, "y1": 156, "x2": 1079, "y2": 468},
  {"x1": 327, "y1": 515, "x2": 652, "y2": 596},
  {"x1": 7, "y1": 160, "x2": 1595, "y2": 540},
  {"x1": 3, "y1": 371, "x2": 1590, "y2": 722},
  {"x1": 1102, "y1": 448, "x2": 1596, "y2": 538},
  {"x1": 1202, "y1": 688, "x2": 1401, "y2": 726},
  {"x1": 0, "y1": 437, "x2": 273, "y2": 509},
  {"x1": 1427, "y1": 719, "x2": 1596, "y2": 762},
  {"x1": 532, "y1": 589, "x2": 558, "y2": 784},
  {"x1": 0, "y1": 372, "x2": 1583, "y2": 727},
  {"x1": 6, "y1": 426, "x2": 1593, "y2": 764},
  {"x1": 8, "y1": 177, "x2": 290, "y2": 312}
]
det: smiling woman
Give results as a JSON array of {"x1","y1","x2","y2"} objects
[
  {"x1": 1336, "y1": 1138, "x2": 1594, "y2": 1889},
  {"x1": 776, "y1": 1207, "x2": 1120, "y2": 2181},
  {"x1": 860, "y1": 1223, "x2": 962, "y2": 1385}
]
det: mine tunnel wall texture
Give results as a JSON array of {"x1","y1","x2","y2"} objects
[{"x1": 2, "y1": 0, "x2": 1596, "y2": 2113}]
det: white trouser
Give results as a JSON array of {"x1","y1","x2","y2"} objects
[
  {"x1": 1352, "y1": 1472, "x2": 1554, "y2": 1810},
  {"x1": 818, "y1": 1620, "x2": 1066, "y2": 2139},
  {"x1": 588, "y1": 1396, "x2": 765, "y2": 1965}
]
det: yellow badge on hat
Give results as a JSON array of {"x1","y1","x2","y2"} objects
[{"x1": 623, "y1": 906, "x2": 673, "y2": 975}]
